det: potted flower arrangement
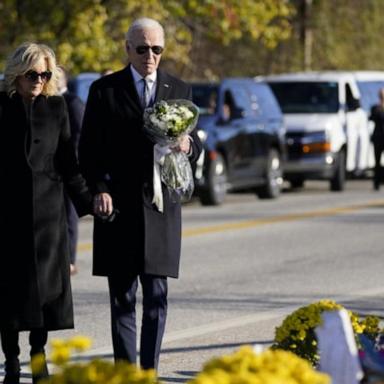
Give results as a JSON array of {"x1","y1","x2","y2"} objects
[
  {"x1": 189, "y1": 346, "x2": 330, "y2": 384},
  {"x1": 272, "y1": 299, "x2": 382, "y2": 367},
  {"x1": 31, "y1": 336, "x2": 160, "y2": 384},
  {"x1": 32, "y1": 336, "x2": 330, "y2": 384}
]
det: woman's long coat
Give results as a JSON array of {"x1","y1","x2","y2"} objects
[{"x1": 0, "y1": 92, "x2": 91, "y2": 331}]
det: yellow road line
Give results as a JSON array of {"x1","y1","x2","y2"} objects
[
  {"x1": 77, "y1": 242, "x2": 93, "y2": 252},
  {"x1": 183, "y1": 200, "x2": 384, "y2": 237},
  {"x1": 77, "y1": 199, "x2": 384, "y2": 252}
]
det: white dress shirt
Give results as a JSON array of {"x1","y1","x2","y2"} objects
[{"x1": 130, "y1": 65, "x2": 157, "y2": 106}]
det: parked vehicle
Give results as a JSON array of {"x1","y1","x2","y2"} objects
[
  {"x1": 191, "y1": 78, "x2": 286, "y2": 206},
  {"x1": 68, "y1": 72, "x2": 100, "y2": 103},
  {"x1": 265, "y1": 71, "x2": 384, "y2": 191}
]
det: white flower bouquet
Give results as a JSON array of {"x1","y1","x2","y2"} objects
[{"x1": 144, "y1": 99, "x2": 199, "y2": 210}]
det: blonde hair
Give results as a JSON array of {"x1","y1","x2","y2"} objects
[{"x1": 3, "y1": 42, "x2": 59, "y2": 97}]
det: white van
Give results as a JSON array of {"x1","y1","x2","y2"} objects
[{"x1": 265, "y1": 71, "x2": 384, "y2": 190}]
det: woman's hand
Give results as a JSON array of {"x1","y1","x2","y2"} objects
[{"x1": 93, "y1": 193, "x2": 113, "y2": 218}]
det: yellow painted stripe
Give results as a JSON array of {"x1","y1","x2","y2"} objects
[
  {"x1": 183, "y1": 200, "x2": 384, "y2": 237},
  {"x1": 77, "y1": 242, "x2": 93, "y2": 252},
  {"x1": 77, "y1": 199, "x2": 384, "y2": 252}
]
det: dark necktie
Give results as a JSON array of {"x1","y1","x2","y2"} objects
[{"x1": 141, "y1": 78, "x2": 151, "y2": 108}]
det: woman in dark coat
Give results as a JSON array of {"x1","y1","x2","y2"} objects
[{"x1": 0, "y1": 42, "x2": 92, "y2": 384}]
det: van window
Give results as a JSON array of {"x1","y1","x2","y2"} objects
[
  {"x1": 345, "y1": 84, "x2": 357, "y2": 111},
  {"x1": 357, "y1": 81, "x2": 384, "y2": 112},
  {"x1": 221, "y1": 90, "x2": 235, "y2": 122},
  {"x1": 228, "y1": 84, "x2": 251, "y2": 115},
  {"x1": 269, "y1": 81, "x2": 339, "y2": 113},
  {"x1": 192, "y1": 84, "x2": 219, "y2": 115}
]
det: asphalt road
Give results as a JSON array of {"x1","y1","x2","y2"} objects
[{"x1": 3, "y1": 179, "x2": 384, "y2": 383}]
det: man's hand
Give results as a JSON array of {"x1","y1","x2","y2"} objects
[
  {"x1": 94, "y1": 193, "x2": 113, "y2": 218},
  {"x1": 176, "y1": 135, "x2": 191, "y2": 154}
]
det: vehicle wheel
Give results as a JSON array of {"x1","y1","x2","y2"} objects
[
  {"x1": 257, "y1": 148, "x2": 283, "y2": 199},
  {"x1": 289, "y1": 178, "x2": 305, "y2": 189},
  {"x1": 199, "y1": 153, "x2": 227, "y2": 206},
  {"x1": 330, "y1": 150, "x2": 346, "y2": 191}
]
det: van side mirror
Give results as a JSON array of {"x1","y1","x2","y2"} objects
[{"x1": 348, "y1": 98, "x2": 360, "y2": 111}]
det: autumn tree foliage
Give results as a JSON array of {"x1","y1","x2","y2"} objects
[{"x1": 1, "y1": 1, "x2": 384, "y2": 79}]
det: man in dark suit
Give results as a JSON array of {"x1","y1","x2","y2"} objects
[
  {"x1": 58, "y1": 67, "x2": 85, "y2": 274},
  {"x1": 79, "y1": 18, "x2": 202, "y2": 370},
  {"x1": 370, "y1": 88, "x2": 384, "y2": 191}
]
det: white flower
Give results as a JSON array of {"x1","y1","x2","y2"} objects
[{"x1": 143, "y1": 99, "x2": 199, "y2": 200}]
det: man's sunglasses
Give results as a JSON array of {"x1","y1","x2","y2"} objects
[
  {"x1": 24, "y1": 70, "x2": 52, "y2": 82},
  {"x1": 135, "y1": 45, "x2": 164, "y2": 55}
]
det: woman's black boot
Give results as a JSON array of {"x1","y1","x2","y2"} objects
[
  {"x1": 3, "y1": 358, "x2": 20, "y2": 384},
  {"x1": 1, "y1": 331, "x2": 21, "y2": 384}
]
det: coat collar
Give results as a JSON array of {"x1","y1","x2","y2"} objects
[
  {"x1": 121, "y1": 66, "x2": 143, "y2": 115},
  {"x1": 11, "y1": 92, "x2": 46, "y2": 109},
  {"x1": 122, "y1": 65, "x2": 173, "y2": 112},
  {"x1": 154, "y1": 70, "x2": 172, "y2": 103}
]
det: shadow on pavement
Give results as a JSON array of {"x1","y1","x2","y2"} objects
[{"x1": 162, "y1": 339, "x2": 272, "y2": 354}]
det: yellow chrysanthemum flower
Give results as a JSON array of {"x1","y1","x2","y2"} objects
[
  {"x1": 188, "y1": 347, "x2": 330, "y2": 384},
  {"x1": 30, "y1": 353, "x2": 46, "y2": 374},
  {"x1": 67, "y1": 336, "x2": 92, "y2": 352},
  {"x1": 272, "y1": 300, "x2": 382, "y2": 366},
  {"x1": 50, "y1": 338, "x2": 66, "y2": 349},
  {"x1": 51, "y1": 345, "x2": 71, "y2": 365}
]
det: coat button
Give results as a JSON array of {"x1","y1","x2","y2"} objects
[{"x1": 33, "y1": 139, "x2": 40, "y2": 144}]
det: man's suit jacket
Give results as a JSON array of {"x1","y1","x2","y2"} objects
[
  {"x1": 79, "y1": 66, "x2": 202, "y2": 278},
  {"x1": 63, "y1": 90, "x2": 85, "y2": 153}
]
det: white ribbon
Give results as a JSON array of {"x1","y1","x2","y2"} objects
[{"x1": 152, "y1": 144, "x2": 171, "y2": 212}]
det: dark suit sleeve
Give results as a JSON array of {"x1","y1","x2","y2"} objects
[
  {"x1": 66, "y1": 94, "x2": 85, "y2": 152},
  {"x1": 56, "y1": 98, "x2": 92, "y2": 216},
  {"x1": 79, "y1": 82, "x2": 110, "y2": 195}
]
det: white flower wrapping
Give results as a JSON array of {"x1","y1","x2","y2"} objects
[{"x1": 143, "y1": 99, "x2": 199, "y2": 209}]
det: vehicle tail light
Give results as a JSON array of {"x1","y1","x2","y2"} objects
[{"x1": 208, "y1": 150, "x2": 218, "y2": 160}]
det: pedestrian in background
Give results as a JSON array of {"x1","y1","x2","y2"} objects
[
  {"x1": 79, "y1": 17, "x2": 202, "y2": 370},
  {"x1": 369, "y1": 88, "x2": 384, "y2": 190},
  {"x1": 57, "y1": 66, "x2": 86, "y2": 275},
  {"x1": 0, "y1": 42, "x2": 92, "y2": 384}
]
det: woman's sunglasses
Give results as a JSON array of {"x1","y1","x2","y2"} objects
[
  {"x1": 24, "y1": 70, "x2": 52, "y2": 82},
  {"x1": 135, "y1": 45, "x2": 164, "y2": 55}
]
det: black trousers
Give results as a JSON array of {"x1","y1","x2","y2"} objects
[
  {"x1": 108, "y1": 274, "x2": 168, "y2": 370},
  {"x1": 1, "y1": 329, "x2": 48, "y2": 360}
]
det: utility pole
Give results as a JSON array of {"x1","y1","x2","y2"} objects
[{"x1": 300, "y1": 0, "x2": 313, "y2": 71}]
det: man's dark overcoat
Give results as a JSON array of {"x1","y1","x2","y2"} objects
[
  {"x1": 370, "y1": 104, "x2": 384, "y2": 145},
  {"x1": 0, "y1": 91, "x2": 91, "y2": 331},
  {"x1": 79, "y1": 66, "x2": 202, "y2": 278}
]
